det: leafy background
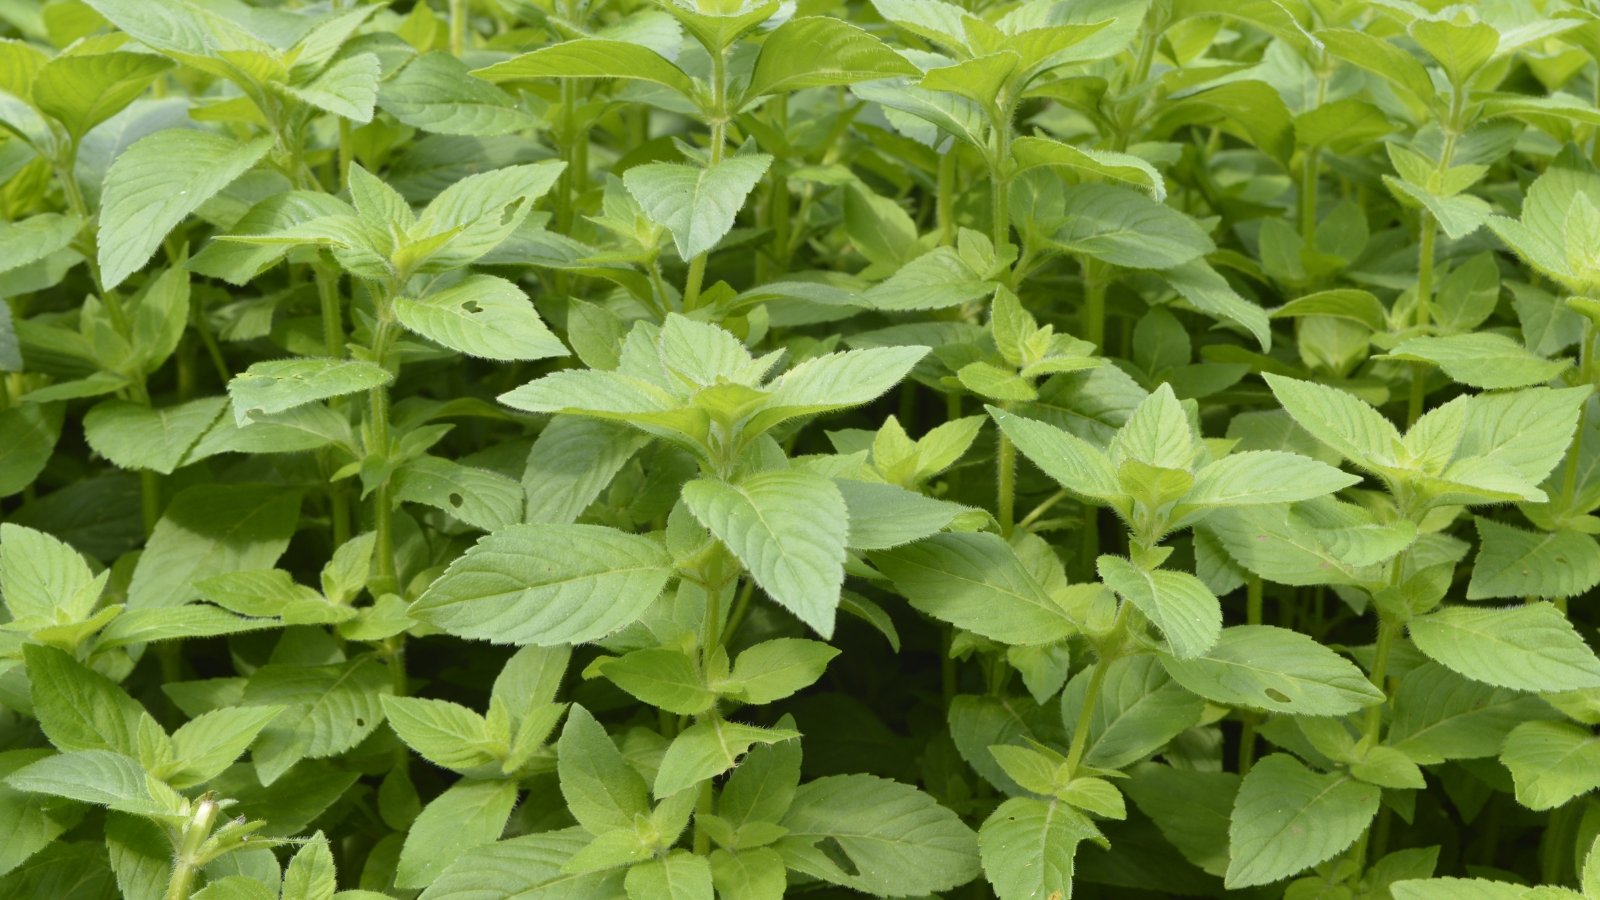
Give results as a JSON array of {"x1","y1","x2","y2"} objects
[{"x1": 2, "y1": 0, "x2": 1600, "y2": 898}]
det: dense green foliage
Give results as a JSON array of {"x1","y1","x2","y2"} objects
[{"x1": 3, "y1": 0, "x2": 1600, "y2": 897}]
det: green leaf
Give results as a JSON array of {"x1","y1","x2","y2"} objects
[
  {"x1": 1050, "y1": 185, "x2": 1214, "y2": 269},
  {"x1": 1012, "y1": 136, "x2": 1166, "y2": 201},
  {"x1": 623, "y1": 155, "x2": 773, "y2": 260},
  {"x1": 127, "y1": 483, "x2": 303, "y2": 609},
  {"x1": 1225, "y1": 754, "x2": 1380, "y2": 888},
  {"x1": 1389, "y1": 663, "x2": 1557, "y2": 765},
  {"x1": 0, "y1": 213, "x2": 81, "y2": 279},
  {"x1": 22, "y1": 644, "x2": 161, "y2": 758},
  {"x1": 1097, "y1": 556, "x2": 1221, "y2": 660},
  {"x1": 625, "y1": 852, "x2": 714, "y2": 900},
  {"x1": 979, "y1": 796, "x2": 1100, "y2": 900},
  {"x1": 473, "y1": 39, "x2": 697, "y2": 96},
  {"x1": 726, "y1": 639, "x2": 839, "y2": 705},
  {"x1": 379, "y1": 696, "x2": 497, "y2": 773},
  {"x1": 1409, "y1": 18, "x2": 1499, "y2": 88},
  {"x1": 98, "y1": 129, "x2": 272, "y2": 290},
  {"x1": 1458, "y1": 387, "x2": 1588, "y2": 487},
  {"x1": 557, "y1": 705, "x2": 651, "y2": 835},
  {"x1": 417, "y1": 829, "x2": 626, "y2": 899},
  {"x1": 1161, "y1": 259, "x2": 1273, "y2": 351},
  {"x1": 397, "y1": 779, "x2": 519, "y2": 890},
  {"x1": 95, "y1": 604, "x2": 280, "y2": 649},
  {"x1": 281, "y1": 52, "x2": 380, "y2": 122},
  {"x1": 1408, "y1": 603, "x2": 1600, "y2": 693},
  {"x1": 1060, "y1": 655, "x2": 1206, "y2": 770},
  {"x1": 393, "y1": 456, "x2": 523, "y2": 533},
  {"x1": 835, "y1": 479, "x2": 967, "y2": 550},
  {"x1": 281, "y1": 833, "x2": 336, "y2": 900},
  {"x1": 240, "y1": 657, "x2": 393, "y2": 784},
  {"x1": 1184, "y1": 451, "x2": 1359, "y2": 507},
  {"x1": 1264, "y1": 373, "x2": 1402, "y2": 472},
  {"x1": 709, "y1": 848, "x2": 785, "y2": 900},
  {"x1": 1467, "y1": 518, "x2": 1600, "y2": 600},
  {"x1": 778, "y1": 774, "x2": 980, "y2": 896},
  {"x1": 989, "y1": 406, "x2": 1122, "y2": 503},
  {"x1": 380, "y1": 52, "x2": 537, "y2": 136},
  {"x1": 0, "y1": 404, "x2": 63, "y2": 497},
  {"x1": 599, "y1": 649, "x2": 715, "y2": 716},
  {"x1": 751, "y1": 345, "x2": 929, "y2": 432},
  {"x1": 396, "y1": 274, "x2": 566, "y2": 362},
  {"x1": 859, "y1": 246, "x2": 996, "y2": 311},
  {"x1": 166, "y1": 706, "x2": 284, "y2": 789},
  {"x1": 1382, "y1": 334, "x2": 1569, "y2": 390},
  {"x1": 32, "y1": 50, "x2": 172, "y2": 140},
  {"x1": 0, "y1": 750, "x2": 79, "y2": 879},
  {"x1": 1499, "y1": 721, "x2": 1600, "y2": 812},
  {"x1": 1160, "y1": 625, "x2": 1386, "y2": 716},
  {"x1": 655, "y1": 719, "x2": 799, "y2": 798},
  {"x1": 1, "y1": 522, "x2": 103, "y2": 623},
  {"x1": 1318, "y1": 29, "x2": 1438, "y2": 109},
  {"x1": 5, "y1": 749, "x2": 176, "y2": 818},
  {"x1": 193, "y1": 878, "x2": 277, "y2": 900},
  {"x1": 683, "y1": 471, "x2": 848, "y2": 638},
  {"x1": 83, "y1": 397, "x2": 227, "y2": 475},
  {"x1": 744, "y1": 16, "x2": 917, "y2": 100},
  {"x1": 228, "y1": 358, "x2": 392, "y2": 425},
  {"x1": 1124, "y1": 766, "x2": 1238, "y2": 877},
  {"x1": 410, "y1": 524, "x2": 672, "y2": 646},
  {"x1": 871, "y1": 532, "x2": 1079, "y2": 645},
  {"x1": 1390, "y1": 878, "x2": 1529, "y2": 900},
  {"x1": 523, "y1": 417, "x2": 652, "y2": 526}
]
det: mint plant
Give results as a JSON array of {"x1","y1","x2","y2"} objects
[{"x1": 4, "y1": 1, "x2": 1600, "y2": 898}]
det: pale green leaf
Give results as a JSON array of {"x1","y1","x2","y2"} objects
[
  {"x1": 1160, "y1": 625, "x2": 1385, "y2": 716},
  {"x1": 1467, "y1": 518, "x2": 1600, "y2": 600},
  {"x1": 779, "y1": 774, "x2": 979, "y2": 896},
  {"x1": 98, "y1": 129, "x2": 272, "y2": 290},
  {"x1": 1408, "y1": 603, "x2": 1600, "y2": 693},
  {"x1": 683, "y1": 471, "x2": 848, "y2": 638},
  {"x1": 1499, "y1": 720, "x2": 1600, "y2": 811},
  {"x1": 228, "y1": 358, "x2": 392, "y2": 426},
  {"x1": 744, "y1": 16, "x2": 917, "y2": 100},
  {"x1": 1383, "y1": 334, "x2": 1569, "y2": 390},
  {"x1": 126, "y1": 483, "x2": 302, "y2": 609},
  {"x1": 409, "y1": 524, "x2": 672, "y2": 646},
  {"x1": 380, "y1": 52, "x2": 536, "y2": 136},
  {"x1": 1097, "y1": 556, "x2": 1221, "y2": 659},
  {"x1": 654, "y1": 719, "x2": 799, "y2": 798},
  {"x1": 473, "y1": 39, "x2": 697, "y2": 96},
  {"x1": 979, "y1": 796, "x2": 1100, "y2": 900},
  {"x1": 1226, "y1": 754, "x2": 1380, "y2": 888},
  {"x1": 397, "y1": 274, "x2": 566, "y2": 362},
  {"x1": 871, "y1": 532, "x2": 1078, "y2": 645},
  {"x1": 83, "y1": 397, "x2": 227, "y2": 475},
  {"x1": 397, "y1": 779, "x2": 519, "y2": 890},
  {"x1": 623, "y1": 155, "x2": 773, "y2": 259},
  {"x1": 1184, "y1": 450, "x2": 1359, "y2": 507}
]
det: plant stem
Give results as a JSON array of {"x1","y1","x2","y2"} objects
[
  {"x1": 165, "y1": 796, "x2": 220, "y2": 900},
  {"x1": 449, "y1": 0, "x2": 466, "y2": 56},
  {"x1": 997, "y1": 403, "x2": 1016, "y2": 536},
  {"x1": 1083, "y1": 258, "x2": 1106, "y2": 350},
  {"x1": 1064, "y1": 603, "x2": 1132, "y2": 777},
  {"x1": 1237, "y1": 576, "x2": 1264, "y2": 775},
  {"x1": 1407, "y1": 219, "x2": 1437, "y2": 426},
  {"x1": 683, "y1": 49, "x2": 729, "y2": 310},
  {"x1": 937, "y1": 149, "x2": 957, "y2": 246},
  {"x1": 368, "y1": 286, "x2": 400, "y2": 597}
]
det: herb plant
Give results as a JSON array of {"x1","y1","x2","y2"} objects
[{"x1": 3, "y1": 1, "x2": 1600, "y2": 898}]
